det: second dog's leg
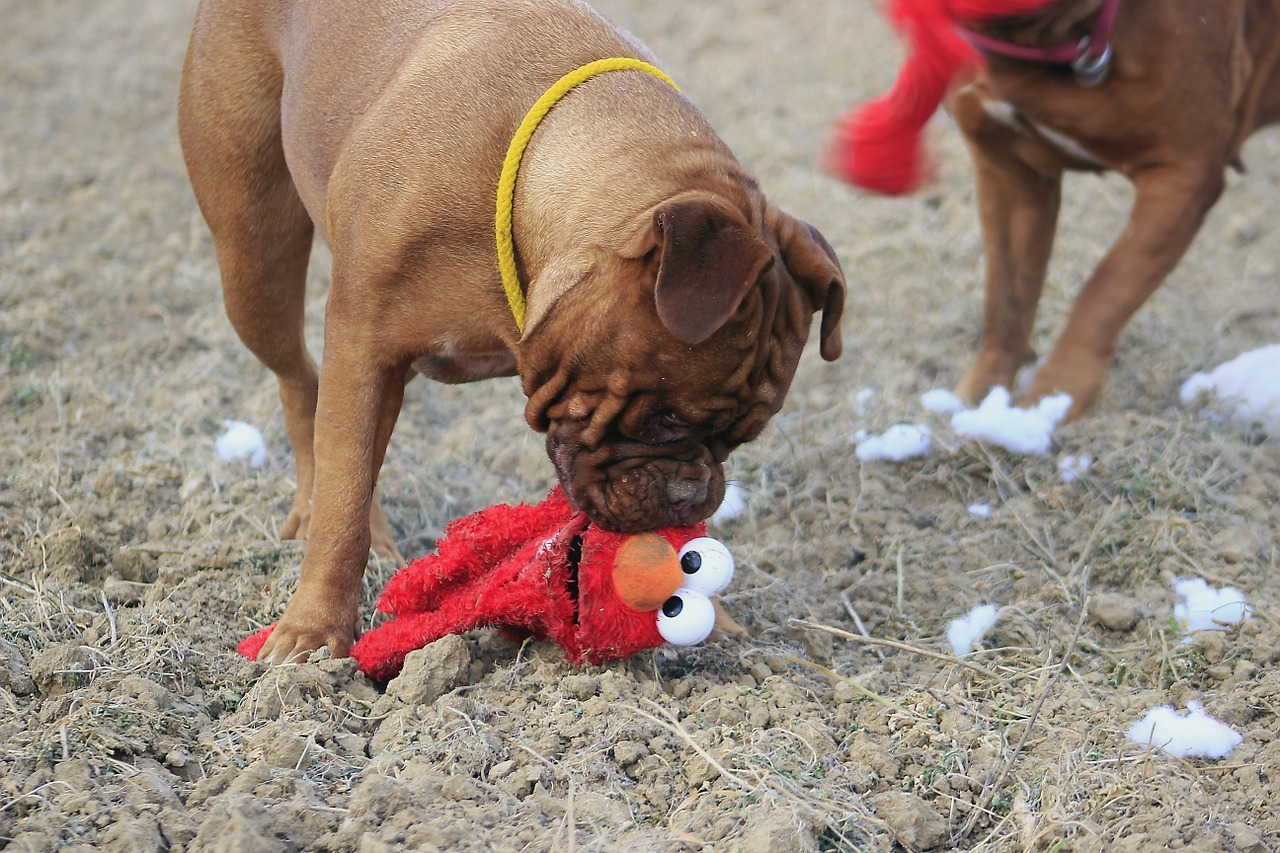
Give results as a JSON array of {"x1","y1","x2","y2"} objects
[
  {"x1": 1021, "y1": 163, "x2": 1225, "y2": 419},
  {"x1": 950, "y1": 91, "x2": 1063, "y2": 406}
]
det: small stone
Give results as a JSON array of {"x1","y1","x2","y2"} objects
[
  {"x1": 385, "y1": 635, "x2": 471, "y2": 707},
  {"x1": 29, "y1": 642, "x2": 97, "y2": 697},
  {"x1": 560, "y1": 673, "x2": 598, "y2": 700},
  {"x1": 1229, "y1": 822, "x2": 1266, "y2": 853},
  {"x1": 102, "y1": 576, "x2": 146, "y2": 605},
  {"x1": 612, "y1": 741, "x2": 647, "y2": 765},
  {"x1": 441, "y1": 775, "x2": 479, "y2": 801},
  {"x1": 866, "y1": 792, "x2": 948, "y2": 850},
  {"x1": 1210, "y1": 526, "x2": 1259, "y2": 563},
  {"x1": 737, "y1": 803, "x2": 820, "y2": 852},
  {"x1": 1190, "y1": 630, "x2": 1226, "y2": 664},
  {"x1": 247, "y1": 721, "x2": 309, "y2": 768},
  {"x1": 1089, "y1": 592, "x2": 1142, "y2": 631}
]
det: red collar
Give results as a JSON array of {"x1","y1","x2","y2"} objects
[{"x1": 961, "y1": 0, "x2": 1120, "y2": 86}]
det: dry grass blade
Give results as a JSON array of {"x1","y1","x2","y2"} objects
[
  {"x1": 782, "y1": 654, "x2": 917, "y2": 716},
  {"x1": 790, "y1": 618, "x2": 1002, "y2": 680}
]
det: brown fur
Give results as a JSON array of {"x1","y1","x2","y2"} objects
[
  {"x1": 177, "y1": 0, "x2": 845, "y2": 662},
  {"x1": 946, "y1": 0, "x2": 1280, "y2": 420}
]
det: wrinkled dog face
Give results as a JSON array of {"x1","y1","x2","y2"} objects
[{"x1": 520, "y1": 196, "x2": 846, "y2": 532}]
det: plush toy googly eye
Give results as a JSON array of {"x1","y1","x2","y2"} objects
[
  {"x1": 656, "y1": 589, "x2": 716, "y2": 645},
  {"x1": 676, "y1": 537, "x2": 734, "y2": 597}
]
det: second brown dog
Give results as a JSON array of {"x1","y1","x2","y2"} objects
[{"x1": 947, "y1": 0, "x2": 1280, "y2": 420}]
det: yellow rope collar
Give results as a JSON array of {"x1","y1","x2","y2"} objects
[{"x1": 495, "y1": 58, "x2": 678, "y2": 334}]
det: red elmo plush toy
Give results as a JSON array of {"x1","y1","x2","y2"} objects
[{"x1": 238, "y1": 487, "x2": 734, "y2": 681}]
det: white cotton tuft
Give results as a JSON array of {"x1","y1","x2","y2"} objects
[
  {"x1": 967, "y1": 503, "x2": 990, "y2": 518},
  {"x1": 1058, "y1": 454, "x2": 1091, "y2": 483},
  {"x1": 1179, "y1": 344, "x2": 1280, "y2": 434},
  {"x1": 1127, "y1": 702, "x2": 1243, "y2": 759},
  {"x1": 950, "y1": 387, "x2": 1072, "y2": 455},
  {"x1": 920, "y1": 388, "x2": 966, "y2": 414},
  {"x1": 216, "y1": 420, "x2": 267, "y2": 468},
  {"x1": 1173, "y1": 577, "x2": 1251, "y2": 638},
  {"x1": 855, "y1": 424, "x2": 932, "y2": 462},
  {"x1": 947, "y1": 604, "x2": 998, "y2": 656},
  {"x1": 711, "y1": 482, "x2": 746, "y2": 523}
]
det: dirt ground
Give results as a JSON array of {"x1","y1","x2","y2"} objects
[{"x1": 2, "y1": 0, "x2": 1278, "y2": 850}]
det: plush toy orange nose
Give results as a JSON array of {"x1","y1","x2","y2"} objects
[{"x1": 611, "y1": 533, "x2": 685, "y2": 612}]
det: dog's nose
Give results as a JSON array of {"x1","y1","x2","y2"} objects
[{"x1": 666, "y1": 479, "x2": 708, "y2": 508}]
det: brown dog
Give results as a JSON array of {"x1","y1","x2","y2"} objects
[
  {"x1": 178, "y1": 0, "x2": 846, "y2": 662},
  {"x1": 949, "y1": 0, "x2": 1280, "y2": 420},
  {"x1": 842, "y1": 0, "x2": 1279, "y2": 422}
]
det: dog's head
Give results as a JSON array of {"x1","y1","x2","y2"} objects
[{"x1": 518, "y1": 192, "x2": 846, "y2": 532}]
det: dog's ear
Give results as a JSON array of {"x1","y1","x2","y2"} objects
[
  {"x1": 776, "y1": 212, "x2": 846, "y2": 361},
  {"x1": 648, "y1": 198, "x2": 773, "y2": 346}
]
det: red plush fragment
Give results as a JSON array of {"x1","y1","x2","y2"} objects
[
  {"x1": 827, "y1": 0, "x2": 1058, "y2": 194},
  {"x1": 239, "y1": 487, "x2": 734, "y2": 682}
]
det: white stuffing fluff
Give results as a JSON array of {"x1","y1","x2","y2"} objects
[
  {"x1": 855, "y1": 423, "x2": 933, "y2": 462},
  {"x1": 216, "y1": 420, "x2": 267, "y2": 468},
  {"x1": 1173, "y1": 577, "x2": 1252, "y2": 637},
  {"x1": 968, "y1": 503, "x2": 991, "y2": 518},
  {"x1": 1058, "y1": 454, "x2": 1091, "y2": 483},
  {"x1": 920, "y1": 388, "x2": 966, "y2": 414},
  {"x1": 853, "y1": 387, "x2": 876, "y2": 415},
  {"x1": 1180, "y1": 344, "x2": 1280, "y2": 434},
  {"x1": 947, "y1": 604, "x2": 998, "y2": 656},
  {"x1": 1127, "y1": 702, "x2": 1243, "y2": 760},
  {"x1": 711, "y1": 482, "x2": 746, "y2": 523},
  {"x1": 951, "y1": 387, "x2": 1073, "y2": 455}
]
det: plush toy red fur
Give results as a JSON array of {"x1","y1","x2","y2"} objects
[
  {"x1": 238, "y1": 487, "x2": 734, "y2": 681},
  {"x1": 827, "y1": 0, "x2": 1058, "y2": 194}
]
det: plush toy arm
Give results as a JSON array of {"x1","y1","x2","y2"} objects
[
  {"x1": 350, "y1": 607, "x2": 489, "y2": 681},
  {"x1": 377, "y1": 488, "x2": 578, "y2": 616},
  {"x1": 354, "y1": 531, "x2": 582, "y2": 680}
]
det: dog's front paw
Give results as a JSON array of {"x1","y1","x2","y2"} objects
[
  {"x1": 253, "y1": 592, "x2": 359, "y2": 665},
  {"x1": 255, "y1": 623, "x2": 355, "y2": 664},
  {"x1": 1015, "y1": 357, "x2": 1105, "y2": 424}
]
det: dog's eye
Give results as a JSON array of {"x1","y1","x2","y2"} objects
[
  {"x1": 676, "y1": 537, "x2": 734, "y2": 596},
  {"x1": 657, "y1": 589, "x2": 716, "y2": 645}
]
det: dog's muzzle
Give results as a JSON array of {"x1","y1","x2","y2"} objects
[{"x1": 548, "y1": 435, "x2": 725, "y2": 532}]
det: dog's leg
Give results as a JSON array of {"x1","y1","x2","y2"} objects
[
  {"x1": 178, "y1": 14, "x2": 328, "y2": 549},
  {"x1": 950, "y1": 93, "x2": 1063, "y2": 406},
  {"x1": 1019, "y1": 164, "x2": 1226, "y2": 420},
  {"x1": 258, "y1": 328, "x2": 409, "y2": 662},
  {"x1": 178, "y1": 10, "x2": 403, "y2": 571}
]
